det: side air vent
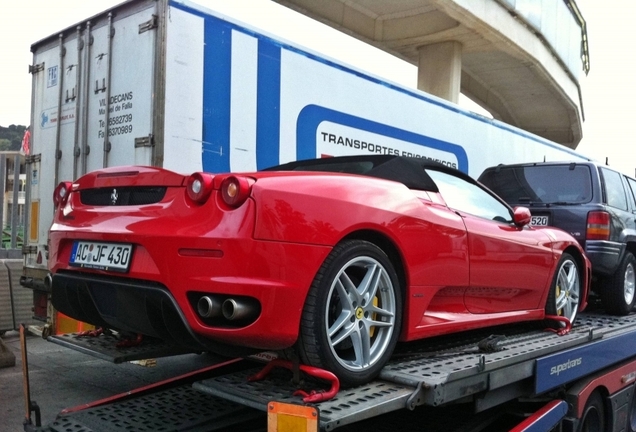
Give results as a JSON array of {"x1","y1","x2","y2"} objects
[{"x1": 80, "y1": 187, "x2": 167, "y2": 206}]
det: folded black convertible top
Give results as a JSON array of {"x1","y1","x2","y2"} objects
[{"x1": 266, "y1": 154, "x2": 475, "y2": 192}]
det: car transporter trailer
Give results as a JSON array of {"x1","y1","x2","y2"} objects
[{"x1": 17, "y1": 310, "x2": 636, "y2": 432}]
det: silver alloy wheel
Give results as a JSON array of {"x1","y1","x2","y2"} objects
[
  {"x1": 325, "y1": 256, "x2": 397, "y2": 372},
  {"x1": 555, "y1": 258, "x2": 580, "y2": 322},
  {"x1": 624, "y1": 263, "x2": 635, "y2": 305}
]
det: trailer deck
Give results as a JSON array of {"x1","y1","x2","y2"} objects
[{"x1": 25, "y1": 312, "x2": 636, "y2": 431}]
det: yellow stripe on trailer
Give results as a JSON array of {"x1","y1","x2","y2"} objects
[{"x1": 29, "y1": 200, "x2": 39, "y2": 243}]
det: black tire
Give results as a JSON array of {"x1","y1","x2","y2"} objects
[
  {"x1": 297, "y1": 240, "x2": 402, "y2": 387},
  {"x1": 600, "y1": 251, "x2": 636, "y2": 316},
  {"x1": 628, "y1": 385, "x2": 636, "y2": 432},
  {"x1": 545, "y1": 253, "x2": 582, "y2": 326},
  {"x1": 578, "y1": 391, "x2": 606, "y2": 432}
]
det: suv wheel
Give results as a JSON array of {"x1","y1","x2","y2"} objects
[{"x1": 600, "y1": 251, "x2": 636, "y2": 315}]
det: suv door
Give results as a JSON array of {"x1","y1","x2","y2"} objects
[{"x1": 598, "y1": 167, "x2": 635, "y2": 259}]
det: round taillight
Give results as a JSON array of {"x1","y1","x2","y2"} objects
[
  {"x1": 221, "y1": 176, "x2": 251, "y2": 207},
  {"x1": 186, "y1": 172, "x2": 214, "y2": 204},
  {"x1": 53, "y1": 182, "x2": 73, "y2": 208}
]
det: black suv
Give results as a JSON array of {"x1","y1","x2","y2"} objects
[{"x1": 479, "y1": 161, "x2": 636, "y2": 315}]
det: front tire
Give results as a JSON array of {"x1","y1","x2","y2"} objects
[
  {"x1": 297, "y1": 240, "x2": 402, "y2": 387},
  {"x1": 628, "y1": 384, "x2": 636, "y2": 432},
  {"x1": 578, "y1": 391, "x2": 606, "y2": 432},
  {"x1": 600, "y1": 251, "x2": 636, "y2": 316},
  {"x1": 546, "y1": 253, "x2": 581, "y2": 326}
]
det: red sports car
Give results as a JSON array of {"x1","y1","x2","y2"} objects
[{"x1": 49, "y1": 155, "x2": 589, "y2": 386}]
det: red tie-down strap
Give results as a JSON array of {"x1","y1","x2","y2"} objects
[
  {"x1": 544, "y1": 315, "x2": 572, "y2": 336},
  {"x1": 75, "y1": 327, "x2": 143, "y2": 347},
  {"x1": 116, "y1": 333, "x2": 144, "y2": 348},
  {"x1": 248, "y1": 359, "x2": 340, "y2": 403},
  {"x1": 76, "y1": 327, "x2": 104, "y2": 337}
]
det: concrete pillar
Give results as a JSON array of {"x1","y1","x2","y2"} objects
[{"x1": 417, "y1": 41, "x2": 463, "y2": 103}]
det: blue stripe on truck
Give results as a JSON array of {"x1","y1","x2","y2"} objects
[
  {"x1": 256, "y1": 41, "x2": 281, "y2": 170},
  {"x1": 198, "y1": 10, "x2": 281, "y2": 172},
  {"x1": 202, "y1": 17, "x2": 232, "y2": 173}
]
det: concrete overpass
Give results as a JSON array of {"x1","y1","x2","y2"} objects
[{"x1": 272, "y1": 0, "x2": 588, "y2": 149}]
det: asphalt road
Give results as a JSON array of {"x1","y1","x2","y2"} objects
[{"x1": 0, "y1": 330, "x2": 224, "y2": 432}]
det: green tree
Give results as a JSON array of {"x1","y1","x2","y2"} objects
[
  {"x1": 0, "y1": 139, "x2": 11, "y2": 151},
  {"x1": 0, "y1": 124, "x2": 27, "y2": 151}
]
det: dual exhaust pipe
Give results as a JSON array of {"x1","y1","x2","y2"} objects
[{"x1": 197, "y1": 295, "x2": 259, "y2": 322}]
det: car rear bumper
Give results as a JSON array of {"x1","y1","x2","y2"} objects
[
  {"x1": 49, "y1": 234, "x2": 332, "y2": 352},
  {"x1": 51, "y1": 271, "x2": 240, "y2": 354},
  {"x1": 585, "y1": 240, "x2": 624, "y2": 276}
]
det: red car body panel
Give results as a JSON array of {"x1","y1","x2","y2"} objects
[
  {"x1": 49, "y1": 162, "x2": 590, "y2": 353},
  {"x1": 50, "y1": 184, "x2": 331, "y2": 349}
]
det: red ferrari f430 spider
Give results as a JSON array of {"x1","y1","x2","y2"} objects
[{"x1": 49, "y1": 155, "x2": 589, "y2": 386}]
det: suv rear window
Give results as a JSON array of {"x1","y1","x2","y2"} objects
[{"x1": 479, "y1": 164, "x2": 593, "y2": 205}]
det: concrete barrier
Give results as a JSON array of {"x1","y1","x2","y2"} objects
[
  {"x1": 6, "y1": 260, "x2": 39, "y2": 328},
  {"x1": 0, "y1": 259, "x2": 40, "y2": 334},
  {"x1": 0, "y1": 261, "x2": 13, "y2": 332},
  {"x1": 0, "y1": 259, "x2": 18, "y2": 367},
  {"x1": 0, "y1": 258, "x2": 38, "y2": 369}
]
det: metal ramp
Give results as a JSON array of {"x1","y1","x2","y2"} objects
[
  {"x1": 193, "y1": 313, "x2": 636, "y2": 430},
  {"x1": 48, "y1": 331, "x2": 196, "y2": 363},
  {"x1": 194, "y1": 369, "x2": 414, "y2": 431},
  {"x1": 39, "y1": 385, "x2": 264, "y2": 432}
]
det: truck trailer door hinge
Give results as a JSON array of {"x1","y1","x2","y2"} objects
[
  {"x1": 29, "y1": 63, "x2": 45, "y2": 74},
  {"x1": 26, "y1": 154, "x2": 42, "y2": 164},
  {"x1": 139, "y1": 15, "x2": 158, "y2": 33},
  {"x1": 134, "y1": 135, "x2": 154, "y2": 148},
  {"x1": 22, "y1": 245, "x2": 38, "y2": 255}
]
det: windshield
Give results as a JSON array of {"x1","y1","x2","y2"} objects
[{"x1": 479, "y1": 164, "x2": 593, "y2": 205}]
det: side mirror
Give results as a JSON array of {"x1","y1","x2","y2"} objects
[{"x1": 513, "y1": 206, "x2": 532, "y2": 227}]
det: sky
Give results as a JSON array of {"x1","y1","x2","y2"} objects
[{"x1": 0, "y1": 1, "x2": 633, "y2": 175}]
